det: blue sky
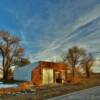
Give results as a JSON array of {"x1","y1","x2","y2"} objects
[{"x1": 0, "y1": 0, "x2": 100, "y2": 71}]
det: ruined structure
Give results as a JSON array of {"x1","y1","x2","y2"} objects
[{"x1": 31, "y1": 61, "x2": 69, "y2": 85}]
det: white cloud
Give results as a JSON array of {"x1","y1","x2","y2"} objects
[
  {"x1": 3, "y1": 2, "x2": 100, "y2": 64},
  {"x1": 73, "y1": 4, "x2": 100, "y2": 31}
]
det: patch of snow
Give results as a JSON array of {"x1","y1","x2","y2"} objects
[{"x1": 0, "y1": 82, "x2": 18, "y2": 88}]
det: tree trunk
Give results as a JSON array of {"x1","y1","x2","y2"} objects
[
  {"x1": 86, "y1": 66, "x2": 90, "y2": 78},
  {"x1": 3, "y1": 69, "x2": 8, "y2": 81},
  {"x1": 3, "y1": 56, "x2": 10, "y2": 81},
  {"x1": 72, "y1": 67, "x2": 75, "y2": 79}
]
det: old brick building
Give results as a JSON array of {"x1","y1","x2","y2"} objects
[{"x1": 31, "y1": 61, "x2": 69, "y2": 85}]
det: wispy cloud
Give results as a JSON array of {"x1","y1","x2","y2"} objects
[
  {"x1": 1, "y1": 0, "x2": 100, "y2": 65},
  {"x1": 28, "y1": 3, "x2": 100, "y2": 63}
]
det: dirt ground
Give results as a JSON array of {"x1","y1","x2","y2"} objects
[{"x1": 0, "y1": 74, "x2": 100, "y2": 100}]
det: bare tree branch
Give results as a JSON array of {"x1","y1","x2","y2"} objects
[{"x1": 0, "y1": 31, "x2": 30, "y2": 80}]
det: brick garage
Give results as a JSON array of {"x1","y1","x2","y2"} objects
[{"x1": 31, "y1": 61, "x2": 69, "y2": 85}]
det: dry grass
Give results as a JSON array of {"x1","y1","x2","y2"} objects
[
  {"x1": 0, "y1": 74, "x2": 100, "y2": 100},
  {"x1": 33, "y1": 74, "x2": 100, "y2": 99}
]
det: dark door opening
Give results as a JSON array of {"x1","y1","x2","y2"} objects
[
  {"x1": 55, "y1": 72, "x2": 62, "y2": 83},
  {"x1": 56, "y1": 78, "x2": 62, "y2": 83}
]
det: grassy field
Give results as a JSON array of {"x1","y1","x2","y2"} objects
[{"x1": 0, "y1": 74, "x2": 100, "y2": 100}]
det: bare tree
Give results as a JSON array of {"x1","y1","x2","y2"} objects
[
  {"x1": 62, "y1": 46, "x2": 85, "y2": 79},
  {"x1": 0, "y1": 31, "x2": 30, "y2": 81},
  {"x1": 81, "y1": 53, "x2": 94, "y2": 78}
]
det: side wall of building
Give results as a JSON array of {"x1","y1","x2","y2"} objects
[{"x1": 31, "y1": 67, "x2": 42, "y2": 85}]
